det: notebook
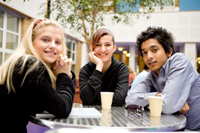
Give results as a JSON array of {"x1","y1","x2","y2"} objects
[
  {"x1": 69, "y1": 108, "x2": 102, "y2": 118},
  {"x1": 36, "y1": 108, "x2": 102, "y2": 118}
]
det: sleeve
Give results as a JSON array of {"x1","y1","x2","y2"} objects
[
  {"x1": 112, "y1": 64, "x2": 129, "y2": 106},
  {"x1": 125, "y1": 74, "x2": 157, "y2": 107},
  {"x1": 23, "y1": 66, "x2": 75, "y2": 118},
  {"x1": 161, "y1": 54, "x2": 197, "y2": 114},
  {"x1": 79, "y1": 64, "x2": 104, "y2": 104},
  {"x1": 129, "y1": 71, "x2": 149, "y2": 92}
]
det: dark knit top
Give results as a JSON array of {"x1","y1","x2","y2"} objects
[{"x1": 79, "y1": 56, "x2": 129, "y2": 106}]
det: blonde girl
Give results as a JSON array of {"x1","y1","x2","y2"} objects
[{"x1": 0, "y1": 18, "x2": 75, "y2": 133}]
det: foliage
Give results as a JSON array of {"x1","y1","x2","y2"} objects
[
  {"x1": 42, "y1": 0, "x2": 173, "y2": 47},
  {"x1": 2, "y1": 0, "x2": 28, "y2": 2}
]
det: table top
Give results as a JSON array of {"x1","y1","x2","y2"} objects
[{"x1": 32, "y1": 104, "x2": 186, "y2": 132}]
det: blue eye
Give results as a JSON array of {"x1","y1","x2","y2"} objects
[
  {"x1": 42, "y1": 38, "x2": 49, "y2": 42},
  {"x1": 55, "y1": 41, "x2": 61, "y2": 45}
]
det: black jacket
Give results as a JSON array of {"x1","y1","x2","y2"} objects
[
  {"x1": 0, "y1": 57, "x2": 75, "y2": 133},
  {"x1": 79, "y1": 56, "x2": 129, "y2": 106}
]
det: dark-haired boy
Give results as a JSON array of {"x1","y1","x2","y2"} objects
[{"x1": 126, "y1": 27, "x2": 200, "y2": 130}]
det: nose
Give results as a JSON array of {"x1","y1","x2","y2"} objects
[
  {"x1": 100, "y1": 45, "x2": 106, "y2": 51},
  {"x1": 147, "y1": 52, "x2": 153, "y2": 60},
  {"x1": 49, "y1": 41, "x2": 56, "y2": 48}
]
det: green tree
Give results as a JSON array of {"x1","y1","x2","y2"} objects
[{"x1": 42, "y1": 0, "x2": 172, "y2": 47}]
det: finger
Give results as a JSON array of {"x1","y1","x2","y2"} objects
[
  {"x1": 60, "y1": 55, "x2": 65, "y2": 66},
  {"x1": 89, "y1": 52, "x2": 94, "y2": 60},
  {"x1": 53, "y1": 56, "x2": 61, "y2": 70},
  {"x1": 66, "y1": 59, "x2": 72, "y2": 65}
]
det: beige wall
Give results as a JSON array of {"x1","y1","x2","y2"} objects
[
  {"x1": 75, "y1": 41, "x2": 83, "y2": 78},
  {"x1": 20, "y1": 18, "x2": 32, "y2": 40}
]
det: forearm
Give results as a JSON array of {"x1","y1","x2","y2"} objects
[
  {"x1": 54, "y1": 73, "x2": 75, "y2": 117},
  {"x1": 79, "y1": 70, "x2": 103, "y2": 104},
  {"x1": 126, "y1": 91, "x2": 157, "y2": 107},
  {"x1": 112, "y1": 91, "x2": 127, "y2": 106}
]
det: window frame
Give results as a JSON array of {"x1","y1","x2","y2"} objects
[
  {"x1": 65, "y1": 37, "x2": 77, "y2": 72},
  {"x1": 0, "y1": 9, "x2": 21, "y2": 65}
]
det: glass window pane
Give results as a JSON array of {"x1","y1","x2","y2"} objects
[
  {"x1": 0, "y1": 52, "x2": 2, "y2": 65},
  {"x1": 0, "y1": 30, "x2": 2, "y2": 48},
  {"x1": 6, "y1": 32, "x2": 18, "y2": 50},
  {"x1": 67, "y1": 51, "x2": 71, "y2": 58},
  {"x1": 73, "y1": 42, "x2": 76, "y2": 51},
  {"x1": 66, "y1": 38, "x2": 72, "y2": 50},
  {"x1": 7, "y1": 13, "x2": 19, "y2": 32},
  {"x1": 5, "y1": 53, "x2": 11, "y2": 62},
  {"x1": 155, "y1": 0, "x2": 174, "y2": 6},
  {"x1": 72, "y1": 53, "x2": 75, "y2": 61},
  {"x1": 67, "y1": 42, "x2": 72, "y2": 50},
  {"x1": 0, "y1": 11, "x2": 3, "y2": 28}
]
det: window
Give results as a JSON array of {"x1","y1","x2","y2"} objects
[
  {"x1": 116, "y1": 0, "x2": 177, "y2": 13},
  {"x1": 151, "y1": 0, "x2": 176, "y2": 11},
  {"x1": 138, "y1": 0, "x2": 177, "y2": 12},
  {"x1": 0, "y1": 10, "x2": 20, "y2": 65},
  {"x1": 65, "y1": 37, "x2": 77, "y2": 72}
]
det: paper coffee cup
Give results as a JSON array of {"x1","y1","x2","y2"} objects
[
  {"x1": 99, "y1": 110, "x2": 112, "y2": 126},
  {"x1": 148, "y1": 96, "x2": 164, "y2": 117},
  {"x1": 100, "y1": 92, "x2": 114, "y2": 110},
  {"x1": 149, "y1": 117, "x2": 161, "y2": 126}
]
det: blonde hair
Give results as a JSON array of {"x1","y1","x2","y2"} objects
[{"x1": 0, "y1": 18, "x2": 66, "y2": 93}]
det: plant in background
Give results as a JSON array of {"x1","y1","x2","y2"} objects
[{"x1": 40, "y1": 0, "x2": 173, "y2": 47}]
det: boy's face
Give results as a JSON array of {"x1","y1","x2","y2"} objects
[{"x1": 141, "y1": 39, "x2": 172, "y2": 75}]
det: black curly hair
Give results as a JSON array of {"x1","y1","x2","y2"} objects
[{"x1": 137, "y1": 27, "x2": 175, "y2": 57}]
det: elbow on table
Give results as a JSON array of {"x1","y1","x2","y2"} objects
[
  {"x1": 80, "y1": 96, "x2": 94, "y2": 105},
  {"x1": 113, "y1": 100, "x2": 125, "y2": 106},
  {"x1": 56, "y1": 107, "x2": 72, "y2": 118},
  {"x1": 162, "y1": 105, "x2": 178, "y2": 114},
  {"x1": 125, "y1": 98, "x2": 132, "y2": 106}
]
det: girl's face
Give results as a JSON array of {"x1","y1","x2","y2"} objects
[
  {"x1": 93, "y1": 35, "x2": 116, "y2": 64},
  {"x1": 33, "y1": 25, "x2": 63, "y2": 66}
]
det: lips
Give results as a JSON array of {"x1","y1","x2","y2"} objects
[
  {"x1": 148, "y1": 61, "x2": 156, "y2": 66},
  {"x1": 98, "y1": 53, "x2": 108, "y2": 58},
  {"x1": 45, "y1": 51, "x2": 56, "y2": 55}
]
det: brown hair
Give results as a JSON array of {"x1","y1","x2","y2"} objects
[{"x1": 92, "y1": 28, "x2": 115, "y2": 50}]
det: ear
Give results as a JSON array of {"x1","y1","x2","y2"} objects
[
  {"x1": 90, "y1": 44, "x2": 94, "y2": 51},
  {"x1": 113, "y1": 44, "x2": 117, "y2": 52},
  {"x1": 167, "y1": 48, "x2": 173, "y2": 58}
]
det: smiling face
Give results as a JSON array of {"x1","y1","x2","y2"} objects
[
  {"x1": 93, "y1": 35, "x2": 116, "y2": 65},
  {"x1": 141, "y1": 39, "x2": 172, "y2": 75},
  {"x1": 33, "y1": 25, "x2": 63, "y2": 66}
]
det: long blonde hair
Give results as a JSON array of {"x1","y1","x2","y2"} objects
[{"x1": 0, "y1": 18, "x2": 66, "y2": 93}]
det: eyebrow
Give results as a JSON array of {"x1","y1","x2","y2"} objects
[{"x1": 141, "y1": 45, "x2": 158, "y2": 51}]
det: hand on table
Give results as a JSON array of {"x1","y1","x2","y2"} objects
[
  {"x1": 179, "y1": 101, "x2": 190, "y2": 115},
  {"x1": 156, "y1": 92, "x2": 162, "y2": 97}
]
